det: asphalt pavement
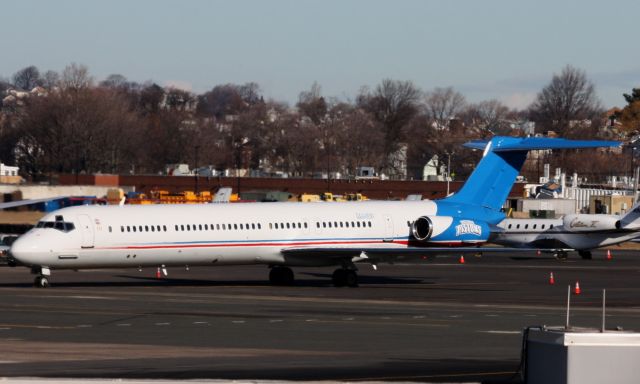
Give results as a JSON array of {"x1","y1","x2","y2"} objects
[{"x1": 0, "y1": 250, "x2": 638, "y2": 383}]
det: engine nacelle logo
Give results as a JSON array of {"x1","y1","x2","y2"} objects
[{"x1": 455, "y1": 220, "x2": 482, "y2": 237}]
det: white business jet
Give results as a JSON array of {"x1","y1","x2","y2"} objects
[
  {"x1": 491, "y1": 203, "x2": 640, "y2": 259},
  {"x1": 9, "y1": 137, "x2": 619, "y2": 287}
]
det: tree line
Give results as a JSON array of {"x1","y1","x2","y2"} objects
[{"x1": 0, "y1": 63, "x2": 636, "y2": 183}]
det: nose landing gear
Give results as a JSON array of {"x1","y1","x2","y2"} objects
[{"x1": 31, "y1": 266, "x2": 51, "y2": 288}]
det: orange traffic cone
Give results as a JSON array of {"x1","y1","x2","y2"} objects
[
  {"x1": 574, "y1": 281, "x2": 581, "y2": 295},
  {"x1": 606, "y1": 249, "x2": 612, "y2": 260},
  {"x1": 459, "y1": 255, "x2": 465, "y2": 264},
  {"x1": 549, "y1": 272, "x2": 555, "y2": 285},
  {"x1": 156, "y1": 267, "x2": 162, "y2": 279}
]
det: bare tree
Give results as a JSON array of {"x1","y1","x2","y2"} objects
[
  {"x1": 41, "y1": 70, "x2": 60, "y2": 89},
  {"x1": 357, "y1": 79, "x2": 421, "y2": 175},
  {"x1": 424, "y1": 87, "x2": 466, "y2": 130},
  {"x1": 529, "y1": 65, "x2": 602, "y2": 136},
  {"x1": 464, "y1": 99, "x2": 512, "y2": 136},
  {"x1": 297, "y1": 82, "x2": 327, "y2": 124},
  {"x1": 12, "y1": 66, "x2": 41, "y2": 90},
  {"x1": 60, "y1": 63, "x2": 93, "y2": 91}
]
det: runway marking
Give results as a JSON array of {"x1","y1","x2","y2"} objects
[
  {"x1": 449, "y1": 315, "x2": 462, "y2": 318},
  {"x1": 413, "y1": 315, "x2": 425, "y2": 319},
  {"x1": 0, "y1": 324, "x2": 76, "y2": 330},
  {"x1": 525, "y1": 314, "x2": 538, "y2": 317},
  {"x1": 0, "y1": 328, "x2": 11, "y2": 330},
  {"x1": 269, "y1": 319, "x2": 283, "y2": 323},
  {"x1": 342, "y1": 317, "x2": 354, "y2": 321},
  {"x1": 481, "y1": 330, "x2": 521, "y2": 335},
  {"x1": 76, "y1": 325, "x2": 93, "y2": 328},
  {"x1": 485, "y1": 314, "x2": 499, "y2": 317},
  {"x1": 193, "y1": 321, "x2": 209, "y2": 325},
  {"x1": 116, "y1": 323, "x2": 131, "y2": 327},
  {"x1": 155, "y1": 322, "x2": 171, "y2": 326}
]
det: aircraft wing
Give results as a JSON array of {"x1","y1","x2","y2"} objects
[
  {"x1": 281, "y1": 246, "x2": 536, "y2": 264},
  {"x1": 0, "y1": 196, "x2": 68, "y2": 210}
]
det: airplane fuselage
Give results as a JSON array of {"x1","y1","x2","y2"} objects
[{"x1": 12, "y1": 200, "x2": 459, "y2": 270}]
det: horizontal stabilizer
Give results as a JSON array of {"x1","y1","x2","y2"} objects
[{"x1": 464, "y1": 137, "x2": 620, "y2": 152}]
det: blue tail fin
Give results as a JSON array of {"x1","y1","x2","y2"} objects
[{"x1": 443, "y1": 136, "x2": 620, "y2": 213}]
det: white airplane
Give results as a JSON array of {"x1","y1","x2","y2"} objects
[
  {"x1": 491, "y1": 204, "x2": 640, "y2": 259},
  {"x1": 9, "y1": 136, "x2": 620, "y2": 287}
]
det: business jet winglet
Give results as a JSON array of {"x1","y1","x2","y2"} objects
[{"x1": 9, "y1": 136, "x2": 620, "y2": 287}]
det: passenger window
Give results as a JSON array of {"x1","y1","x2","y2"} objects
[
  {"x1": 175, "y1": 225, "x2": 179, "y2": 231},
  {"x1": 275, "y1": 223, "x2": 279, "y2": 229},
  {"x1": 240, "y1": 224, "x2": 244, "y2": 230},
  {"x1": 216, "y1": 224, "x2": 220, "y2": 230},
  {"x1": 508, "y1": 224, "x2": 512, "y2": 229},
  {"x1": 222, "y1": 224, "x2": 226, "y2": 230},
  {"x1": 525, "y1": 224, "x2": 529, "y2": 229},
  {"x1": 258, "y1": 223, "x2": 262, "y2": 229},
  {"x1": 181, "y1": 225, "x2": 185, "y2": 231},
  {"x1": 252, "y1": 223, "x2": 256, "y2": 230},
  {"x1": 303, "y1": 223, "x2": 307, "y2": 229},
  {"x1": 270, "y1": 223, "x2": 273, "y2": 229},
  {"x1": 323, "y1": 222, "x2": 326, "y2": 228},
  {"x1": 328, "y1": 222, "x2": 332, "y2": 228},
  {"x1": 233, "y1": 224, "x2": 238, "y2": 230},
  {"x1": 133, "y1": 226, "x2": 137, "y2": 232},
  {"x1": 286, "y1": 223, "x2": 290, "y2": 229},
  {"x1": 316, "y1": 222, "x2": 320, "y2": 228},
  {"x1": 516, "y1": 224, "x2": 520, "y2": 229},
  {"x1": 542, "y1": 224, "x2": 546, "y2": 229},
  {"x1": 145, "y1": 225, "x2": 149, "y2": 232},
  {"x1": 187, "y1": 225, "x2": 191, "y2": 231},
  {"x1": 151, "y1": 226, "x2": 155, "y2": 232},
  {"x1": 138, "y1": 226, "x2": 143, "y2": 232},
  {"x1": 368, "y1": 222, "x2": 372, "y2": 227},
  {"x1": 533, "y1": 224, "x2": 537, "y2": 229},
  {"x1": 199, "y1": 224, "x2": 203, "y2": 230},
  {"x1": 550, "y1": 224, "x2": 554, "y2": 229},
  {"x1": 127, "y1": 226, "x2": 131, "y2": 232},
  {"x1": 121, "y1": 226, "x2": 124, "y2": 232}
]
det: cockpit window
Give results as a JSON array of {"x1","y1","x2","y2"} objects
[{"x1": 36, "y1": 220, "x2": 75, "y2": 233}]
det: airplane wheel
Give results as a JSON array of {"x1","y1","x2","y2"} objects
[
  {"x1": 269, "y1": 266, "x2": 294, "y2": 286},
  {"x1": 34, "y1": 276, "x2": 49, "y2": 288},
  {"x1": 345, "y1": 270, "x2": 359, "y2": 287},
  {"x1": 332, "y1": 269, "x2": 347, "y2": 287},
  {"x1": 578, "y1": 251, "x2": 592, "y2": 260}
]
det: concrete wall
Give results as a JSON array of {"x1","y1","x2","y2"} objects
[{"x1": 0, "y1": 185, "x2": 133, "y2": 200}]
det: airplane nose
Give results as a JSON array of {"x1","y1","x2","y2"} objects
[{"x1": 9, "y1": 236, "x2": 43, "y2": 266}]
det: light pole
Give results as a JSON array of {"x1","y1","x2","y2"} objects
[
  {"x1": 445, "y1": 151, "x2": 453, "y2": 196},
  {"x1": 194, "y1": 145, "x2": 200, "y2": 194}
]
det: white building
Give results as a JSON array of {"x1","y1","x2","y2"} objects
[{"x1": 0, "y1": 163, "x2": 18, "y2": 177}]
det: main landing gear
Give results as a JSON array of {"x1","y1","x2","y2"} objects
[
  {"x1": 32, "y1": 266, "x2": 51, "y2": 288},
  {"x1": 554, "y1": 251, "x2": 569, "y2": 260},
  {"x1": 578, "y1": 250, "x2": 593, "y2": 260},
  {"x1": 332, "y1": 268, "x2": 358, "y2": 287},
  {"x1": 269, "y1": 266, "x2": 294, "y2": 286}
]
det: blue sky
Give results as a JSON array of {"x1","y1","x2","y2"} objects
[{"x1": 1, "y1": 0, "x2": 638, "y2": 109}]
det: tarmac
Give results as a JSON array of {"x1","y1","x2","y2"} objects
[{"x1": 0, "y1": 249, "x2": 639, "y2": 383}]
